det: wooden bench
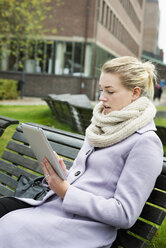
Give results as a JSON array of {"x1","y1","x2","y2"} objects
[
  {"x1": 43, "y1": 95, "x2": 93, "y2": 134},
  {"x1": 43, "y1": 96, "x2": 78, "y2": 131},
  {"x1": 0, "y1": 116, "x2": 19, "y2": 137},
  {"x1": 0, "y1": 122, "x2": 165, "y2": 248},
  {"x1": 156, "y1": 125, "x2": 166, "y2": 147},
  {"x1": 71, "y1": 104, "x2": 93, "y2": 134}
]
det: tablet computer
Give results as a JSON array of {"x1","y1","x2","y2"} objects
[{"x1": 21, "y1": 123, "x2": 66, "y2": 180}]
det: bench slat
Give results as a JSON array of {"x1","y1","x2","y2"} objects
[
  {"x1": 148, "y1": 189, "x2": 166, "y2": 208},
  {"x1": 140, "y1": 204, "x2": 166, "y2": 225},
  {"x1": 0, "y1": 116, "x2": 19, "y2": 128},
  {"x1": 129, "y1": 219, "x2": 157, "y2": 241},
  {"x1": 0, "y1": 129, "x2": 4, "y2": 136},
  {"x1": 7, "y1": 140, "x2": 36, "y2": 158},
  {"x1": 12, "y1": 128, "x2": 84, "y2": 150},
  {"x1": 7, "y1": 139, "x2": 79, "y2": 161},
  {"x1": 50, "y1": 141, "x2": 79, "y2": 159},
  {"x1": 2, "y1": 151, "x2": 43, "y2": 174},
  {"x1": 12, "y1": 131, "x2": 29, "y2": 144},
  {"x1": 0, "y1": 159, "x2": 37, "y2": 179},
  {"x1": 155, "y1": 174, "x2": 166, "y2": 190},
  {"x1": 0, "y1": 119, "x2": 10, "y2": 129},
  {"x1": 0, "y1": 184, "x2": 14, "y2": 197},
  {"x1": 43, "y1": 130, "x2": 83, "y2": 148},
  {"x1": 0, "y1": 171, "x2": 17, "y2": 189},
  {"x1": 23, "y1": 122, "x2": 85, "y2": 140},
  {"x1": 111, "y1": 229, "x2": 148, "y2": 248}
]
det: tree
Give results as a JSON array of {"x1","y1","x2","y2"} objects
[{"x1": 0, "y1": 0, "x2": 62, "y2": 97}]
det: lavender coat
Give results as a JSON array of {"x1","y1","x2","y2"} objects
[{"x1": 0, "y1": 121, "x2": 163, "y2": 248}]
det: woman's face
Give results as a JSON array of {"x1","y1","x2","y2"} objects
[{"x1": 99, "y1": 72, "x2": 136, "y2": 114}]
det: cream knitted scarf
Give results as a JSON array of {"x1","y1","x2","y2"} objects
[{"x1": 86, "y1": 97, "x2": 156, "y2": 148}]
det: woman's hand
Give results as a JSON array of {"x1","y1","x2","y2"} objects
[
  {"x1": 53, "y1": 151, "x2": 67, "y2": 174},
  {"x1": 41, "y1": 153, "x2": 70, "y2": 199}
]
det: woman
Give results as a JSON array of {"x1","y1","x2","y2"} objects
[{"x1": 0, "y1": 56, "x2": 163, "y2": 248}]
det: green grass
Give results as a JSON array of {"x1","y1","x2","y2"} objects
[
  {"x1": 155, "y1": 107, "x2": 166, "y2": 127},
  {"x1": 156, "y1": 107, "x2": 166, "y2": 111},
  {"x1": 0, "y1": 104, "x2": 74, "y2": 156},
  {"x1": 0, "y1": 104, "x2": 73, "y2": 128},
  {"x1": 155, "y1": 118, "x2": 166, "y2": 127},
  {"x1": 147, "y1": 217, "x2": 166, "y2": 248}
]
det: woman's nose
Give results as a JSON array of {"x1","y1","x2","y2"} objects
[{"x1": 99, "y1": 91, "x2": 107, "y2": 102}]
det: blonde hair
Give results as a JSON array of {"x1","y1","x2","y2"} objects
[{"x1": 102, "y1": 56, "x2": 157, "y2": 99}]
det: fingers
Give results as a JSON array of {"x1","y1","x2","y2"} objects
[
  {"x1": 53, "y1": 151, "x2": 67, "y2": 174},
  {"x1": 41, "y1": 158, "x2": 53, "y2": 184},
  {"x1": 41, "y1": 156, "x2": 69, "y2": 198},
  {"x1": 42, "y1": 157, "x2": 55, "y2": 175},
  {"x1": 53, "y1": 151, "x2": 60, "y2": 161},
  {"x1": 59, "y1": 158, "x2": 67, "y2": 174}
]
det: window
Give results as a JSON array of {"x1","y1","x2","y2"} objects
[
  {"x1": 64, "y1": 42, "x2": 84, "y2": 75},
  {"x1": 105, "y1": 5, "x2": 109, "y2": 28},
  {"x1": 73, "y1": 43, "x2": 83, "y2": 74},
  {"x1": 64, "y1": 42, "x2": 73, "y2": 74},
  {"x1": 8, "y1": 40, "x2": 18, "y2": 71},
  {"x1": 0, "y1": 39, "x2": 87, "y2": 76},
  {"x1": 45, "y1": 41, "x2": 54, "y2": 74},
  {"x1": 109, "y1": 10, "x2": 112, "y2": 31},
  {"x1": 119, "y1": 0, "x2": 141, "y2": 31},
  {"x1": 101, "y1": 0, "x2": 105, "y2": 25}
]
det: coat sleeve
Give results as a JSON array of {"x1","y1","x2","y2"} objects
[{"x1": 62, "y1": 133, "x2": 163, "y2": 228}]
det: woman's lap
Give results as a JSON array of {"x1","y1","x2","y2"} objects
[{"x1": 0, "y1": 197, "x2": 32, "y2": 218}]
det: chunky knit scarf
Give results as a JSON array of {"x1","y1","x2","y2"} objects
[{"x1": 86, "y1": 97, "x2": 156, "y2": 148}]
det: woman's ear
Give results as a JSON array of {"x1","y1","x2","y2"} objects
[{"x1": 132, "y1": 87, "x2": 141, "y2": 101}]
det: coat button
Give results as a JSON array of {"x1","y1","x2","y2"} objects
[
  {"x1": 75, "y1": 171, "x2": 81, "y2": 176},
  {"x1": 86, "y1": 150, "x2": 91, "y2": 155}
]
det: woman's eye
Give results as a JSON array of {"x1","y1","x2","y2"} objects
[{"x1": 108, "y1": 92, "x2": 114, "y2": 94}]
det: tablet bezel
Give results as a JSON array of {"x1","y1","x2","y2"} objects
[{"x1": 21, "y1": 123, "x2": 67, "y2": 180}]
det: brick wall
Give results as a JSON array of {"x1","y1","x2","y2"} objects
[{"x1": 0, "y1": 72, "x2": 98, "y2": 100}]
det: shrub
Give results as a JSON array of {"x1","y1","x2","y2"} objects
[{"x1": 0, "y1": 78, "x2": 19, "y2": 99}]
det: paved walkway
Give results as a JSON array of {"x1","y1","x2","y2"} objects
[
  {"x1": 0, "y1": 97, "x2": 47, "y2": 105},
  {"x1": 0, "y1": 91, "x2": 166, "y2": 107},
  {"x1": 153, "y1": 88, "x2": 166, "y2": 107}
]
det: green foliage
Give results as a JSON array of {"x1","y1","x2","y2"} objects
[
  {"x1": 0, "y1": 0, "x2": 52, "y2": 39},
  {"x1": 0, "y1": 0, "x2": 63, "y2": 68},
  {"x1": 0, "y1": 78, "x2": 19, "y2": 99}
]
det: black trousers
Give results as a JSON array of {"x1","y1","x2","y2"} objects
[{"x1": 0, "y1": 197, "x2": 32, "y2": 218}]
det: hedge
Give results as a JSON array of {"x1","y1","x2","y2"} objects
[{"x1": 0, "y1": 78, "x2": 19, "y2": 100}]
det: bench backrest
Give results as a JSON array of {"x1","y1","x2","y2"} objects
[
  {"x1": 156, "y1": 125, "x2": 166, "y2": 147},
  {"x1": 112, "y1": 160, "x2": 166, "y2": 247},
  {"x1": 0, "y1": 123, "x2": 84, "y2": 196},
  {"x1": 43, "y1": 96, "x2": 78, "y2": 130},
  {"x1": 0, "y1": 123, "x2": 165, "y2": 248},
  {"x1": 43, "y1": 96, "x2": 93, "y2": 134},
  {"x1": 0, "y1": 116, "x2": 19, "y2": 137},
  {"x1": 71, "y1": 105, "x2": 93, "y2": 134}
]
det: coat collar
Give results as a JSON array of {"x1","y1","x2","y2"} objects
[{"x1": 136, "y1": 120, "x2": 156, "y2": 134}]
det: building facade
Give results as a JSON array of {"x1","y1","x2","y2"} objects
[
  {"x1": 142, "y1": 0, "x2": 166, "y2": 85},
  {"x1": 0, "y1": 0, "x2": 146, "y2": 100},
  {"x1": 142, "y1": 0, "x2": 162, "y2": 60}
]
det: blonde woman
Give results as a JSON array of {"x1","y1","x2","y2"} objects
[{"x1": 0, "y1": 56, "x2": 163, "y2": 248}]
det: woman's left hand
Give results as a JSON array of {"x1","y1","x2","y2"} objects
[{"x1": 41, "y1": 157, "x2": 70, "y2": 199}]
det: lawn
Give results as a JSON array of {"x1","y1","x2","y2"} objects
[
  {"x1": 0, "y1": 104, "x2": 166, "y2": 247},
  {"x1": 147, "y1": 217, "x2": 166, "y2": 248}
]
